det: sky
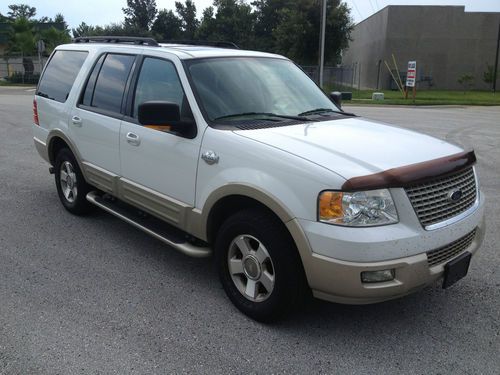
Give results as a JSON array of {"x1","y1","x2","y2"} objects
[{"x1": 1, "y1": 0, "x2": 499, "y2": 30}]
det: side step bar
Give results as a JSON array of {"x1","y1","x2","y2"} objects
[{"x1": 86, "y1": 191, "x2": 212, "y2": 258}]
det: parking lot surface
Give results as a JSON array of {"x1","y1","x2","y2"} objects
[{"x1": 0, "y1": 87, "x2": 499, "y2": 374}]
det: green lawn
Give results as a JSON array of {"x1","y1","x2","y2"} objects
[
  {"x1": 333, "y1": 89, "x2": 500, "y2": 106},
  {"x1": 0, "y1": 80, "x2": 36, "y2": 87}
]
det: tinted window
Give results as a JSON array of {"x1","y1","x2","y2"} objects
[
  {"x1": 133, "y1": 58, "x2": 185, "y2": 117},
  {"x1": 91, "y1": 54, "x2": 135, "y2": 113},
  {"x1": 81, "y1": 54, "x2": 105, "y2": 106},
  {"x1": 187, "y1": 57, "x2": 339, "y2": 122},
  {"x1": 37, "y1": 50, "x2": 88, "y2": 103}
]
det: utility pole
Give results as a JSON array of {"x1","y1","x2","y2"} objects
[
  {"x1": 376, "y1": 59, "x2": 382, "y2": 90},
  {"x1": 318, "y1": 0, "x2": 327, "y2": 88},
  {"x1": 493, "y1": 22, "x2": 500, "y2": 93}
]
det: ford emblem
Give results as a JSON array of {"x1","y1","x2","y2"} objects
[{"x1": 448, "y1": 189, "x2": 463, "y2": 202}]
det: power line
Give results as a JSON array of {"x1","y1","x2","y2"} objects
[
  {"x1": 368, "y1": 0, "x2": 376, "y2": 13},
  {"x1": 351, "y1": 0, "x2": 363, "y2": 21}
]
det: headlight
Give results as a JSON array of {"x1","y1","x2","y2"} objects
[{"x1": 318, "y1": 189, "x2": 398, "y2": 226}]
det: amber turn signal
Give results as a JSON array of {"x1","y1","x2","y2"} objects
[{"x1": 318, "y1": 191, "x2": 343, "y2": 221}]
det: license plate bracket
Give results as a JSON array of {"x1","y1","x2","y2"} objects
[{"x1": 442, "y1": 251, "x2": 472, "y2": 289}]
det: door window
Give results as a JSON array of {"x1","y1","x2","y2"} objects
[
  {"x1": 132, "y1": 58, "x2": 187, "y2": 119},
  {"x1": 81, "y1": 53, "x2": 135, "y2": 114}
]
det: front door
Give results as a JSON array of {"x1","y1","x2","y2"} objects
[{"x1": 119, "y1": 56, "x2": 201, "y2": 225}]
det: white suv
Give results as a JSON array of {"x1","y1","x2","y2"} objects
[{"x1": 33, "y1": 37, "x2": 485, "y2": 321}]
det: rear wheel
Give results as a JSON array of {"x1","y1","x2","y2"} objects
[
  {"x1": 54, "y1": 148, "x2": 94, "y2": 215},
  {"x1": 215, "y1": 208, "x2": 307, "y2": 322}
]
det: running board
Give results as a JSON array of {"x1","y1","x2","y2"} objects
[{"x1": 86, "y1": 191, "x2": 212, "y2": 258}]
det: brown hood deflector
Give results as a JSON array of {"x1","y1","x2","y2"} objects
[{"x1": 341, "y1": 150, "x2": 476, "y2": 191}]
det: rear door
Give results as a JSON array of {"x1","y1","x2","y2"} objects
[
  {"x1": 35, "y1": 49, "x2": 88, "y2": 140},
  {"x1": 70, "y1": 52, "x2": 136, "y2": 186}
]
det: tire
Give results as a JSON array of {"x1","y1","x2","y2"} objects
[
  {"x1": 215, "y1": 208, "x2": 307, "y2": 322},
  {"x1": 54, "y1": 148, "x2": 94, "y2": 215}
]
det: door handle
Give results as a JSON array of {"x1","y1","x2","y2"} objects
[
  {"x1": 126, "y1": 132, "x2": 141, "y2": 146},
  {"x1": 71, "y1": 116, "x2": 82, "y2": 127}
]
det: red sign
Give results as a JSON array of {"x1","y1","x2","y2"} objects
[{"x1": 406, "y1": 61, "x2": 416, "y2": 87}]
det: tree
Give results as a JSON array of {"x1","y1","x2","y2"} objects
[
  {"x1": 7, "y1": 4, "x2": 36, "y2": 20},
  {"x1": 152, "y1": 9, "x2": 182, "y2": 40},
  {"x1": 273, "y1": 0, "x2": 353, "y2": 65},
  {"x1": 325, "y1": 0, "x2": 353, "y2": 63},
  {"x1": 6, "y1": 17, "x2": 35, "y2": 55},
  {"x1": 104, "y1": 22, "x2": 135, "y2": 36},
  {"x1": 54, "y1": 13, "x2": 70, "y2": 34},
  {"x1": 123, "y1": 0, "x2": 158, "y2": 31},
  {"x1": 196, "y1": 6, "x2": 217, "y2": 40},
  {"x1": 6, "y1": 17, "x2": 36, "y2": 77},
  {"x1": 72, "y1": 22, "x2": 97, "y2": 38},
  {"x1": 40, "y1": 27, "x2": 71, "y2": 54},
  {"x1": 196, "y1": 0, "x2": 255, "y2": 48},
  {"x1": 175, "y1": 0, "x2": 199, "y2": 40},
  {"x1": 272, "y1": 4, "x2": 312, "y2": 63},
  {"x1": 252, "y1": 0, "x2": 290, "y2": 52}
]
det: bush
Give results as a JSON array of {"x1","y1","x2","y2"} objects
[
  {"x1": 483, "y1": 65, "x2": 495, "y2": 88},
  {"x1": 5, "y1": 71, "x2": 40, "y2": 84},
  {"x1": 457, "y1": 74, "x2": 474, "y2": 93}
]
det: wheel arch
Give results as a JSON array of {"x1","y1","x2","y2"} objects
[
  {"x1": 198, "y1": 184, "x2": 295, "y2": 245},
  {"x1": 47, "y1": 130, "x2": 89, "y2": 181}
]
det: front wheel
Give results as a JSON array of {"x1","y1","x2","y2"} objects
[{"x1": 215, "y1": 209, "x2": 307, "y2": 322}]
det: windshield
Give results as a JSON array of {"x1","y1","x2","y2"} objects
[{"x1": 186, "y1": 57, "x2": 340, "y2": 123}]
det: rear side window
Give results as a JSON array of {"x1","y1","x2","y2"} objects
[
  {"x1": 37, "y1": 50, "x2": 88, "y2": 103},
  {"x1": 84, "y1": 54, "x2": 135, "y2": 114}
]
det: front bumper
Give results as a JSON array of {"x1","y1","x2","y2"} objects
[{"x1": 288, "y1": 191, "x2": 485, "y2": 305}]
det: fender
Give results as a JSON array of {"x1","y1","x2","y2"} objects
[
  {"x1": 186, "y1": 183, "x2": 295, "y2": 242},
  {"x1": 46, "y1": 129, "x2": 90, "y2": 182}
]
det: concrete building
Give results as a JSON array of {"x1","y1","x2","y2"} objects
[{"x1": 341, "y1": 6, "x2": 500, "y2": 90}]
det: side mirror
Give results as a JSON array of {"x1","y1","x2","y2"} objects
[
  {"x1": 329, "y1": 91, "x2": 342, "y2": 108},
  {"x1": 138, "y1": 101, "x2": 180, "y2": 125}
]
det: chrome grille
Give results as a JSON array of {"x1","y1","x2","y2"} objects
[
  {"x1": 405, "y1": 167, "x2": 477, "y2": 227},
  {"x1": 426, "y1": 229, "x2": 476, "y2": 267}
]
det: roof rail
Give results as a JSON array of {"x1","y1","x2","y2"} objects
[
  {"x1": 73, "y1": 36, "x2": 160, "y2": 47},
  {"x1": 161, "y1": 40, "x2": 239, "y2": 49}
]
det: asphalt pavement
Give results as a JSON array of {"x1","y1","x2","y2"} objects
[{"x1": 0, "y1": 86, "x2": 499, "y2": 374}]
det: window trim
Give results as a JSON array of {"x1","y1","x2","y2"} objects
[
  {"x1": 77, "y1": 52, "x2": 138, "y2": 117},
  {"x1": 123, "y1": 54, "x2": 197, "y2": 139},
  {"x1": 78, "y1": 53, "x2": 105, "y2": 108},
  {"x1": 36, "y1": 49, "x2": 89, "y2": 104}
]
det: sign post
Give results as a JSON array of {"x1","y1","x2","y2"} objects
[
  {"x1": 37, "y1": 40, "x2": 45, "y2": 75},
  {"x1": 405, "y1": 60, "x2": 417, "y2": 101}
]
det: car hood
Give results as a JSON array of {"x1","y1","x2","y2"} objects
[{"x1": 233, "y1": 117, "x2": 463, "y2": 181}]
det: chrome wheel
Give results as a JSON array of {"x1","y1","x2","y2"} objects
[
  {"x1": 228, "y1": 234, "x2": 275, "y2": 302},
  {"x1": 59, "y1": 161, "x2": 78, "y2": 203}
]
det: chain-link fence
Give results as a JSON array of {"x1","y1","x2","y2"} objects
[
  {"x1": 0, "y1": 55, "x2": 47, "y2": 84},
  {"x1": 302, "y1": 65, "x2": 355, "y2": 90},
  {"x1": 1, "y1": 58, "x2": 358, "y2": 88}
]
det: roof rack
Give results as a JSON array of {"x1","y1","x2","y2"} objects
[
  {"x1": 161, "y1": 40, "x2": 239, "y2": 49},
  {"x1": 73, "y1": 36, "x2": 160, "y2": 47}
]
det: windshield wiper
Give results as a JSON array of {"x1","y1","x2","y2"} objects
[
  {"x1": 297, "y1": 108, "x2": 340, "y2": 116},
  {"x1": 213, "y1": 112, "x2": 311, "y2": 122}
]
